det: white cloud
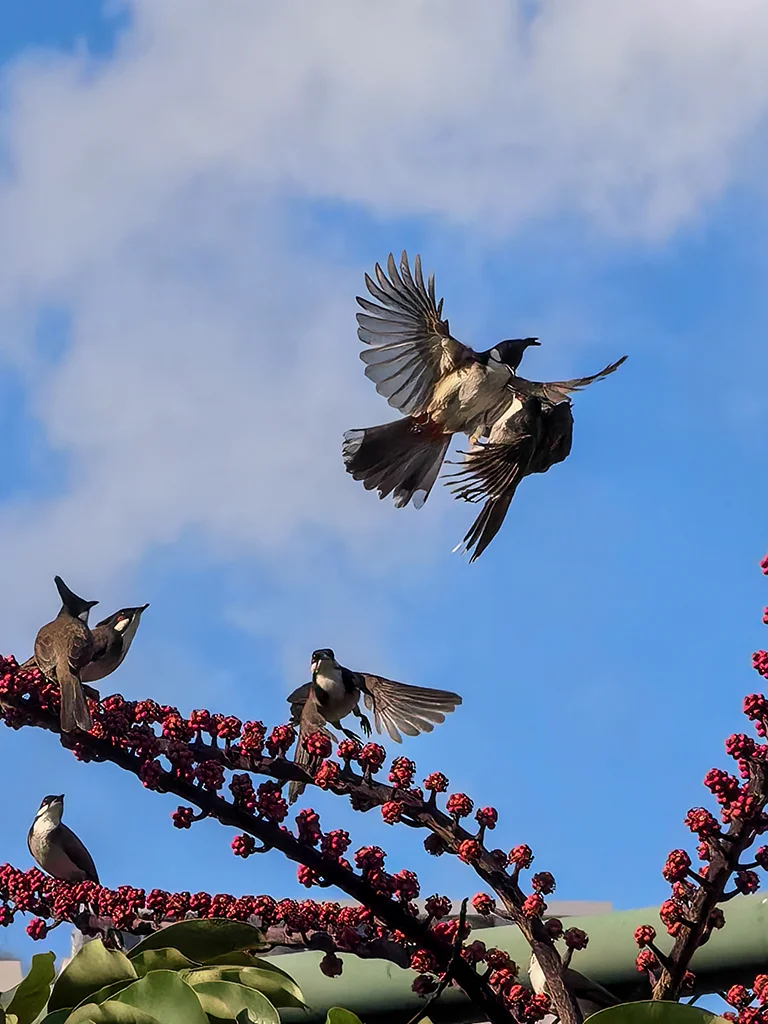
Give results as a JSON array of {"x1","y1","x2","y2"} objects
[{"x1": 0, "y1": 0, "x2": 767, "y2": 641}]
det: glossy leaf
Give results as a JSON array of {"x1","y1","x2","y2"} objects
[
  {"x1": 1, "y1": 952, "x2": 55, "y2": 1024},
  {"x1": 48, "y1": 942, "x2": 137, "y2": 1012},
  {"x1": 66, "y1": 1001, "x2": 161, "y2": 1024},
  {"x1": 72, "y1": 979, "x2": 136, "y2": 1009},
  {"x1": 588, "y1": 1003, "x2": 731, "y2": 1024},
  {"x1": 111, "y1": 971, "x2": 208, "y2": 1024},
  {"x1": 191, "y1": 981, "x2": 279, "y2": 1024},
  {"x1": 326, "y1": 1010, "x2": 364, "y2": 1024},
  {"x1": 183, "y1": 964, "x2": 306, "y2": 1008},
  {"x1": 127, "y1": 920, "x2": 266, "y2": 964},
  {"x1": 129, "y1": 949, "x2": 199, "y2": 977}
]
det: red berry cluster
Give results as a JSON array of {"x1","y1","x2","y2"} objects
[{"x1": 723, "y1": 975, "x2": 768, "y2": 1024}]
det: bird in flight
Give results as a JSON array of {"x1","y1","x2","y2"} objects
[
  {"x1": 287, "y1": 648, "x2": 461, "y2": 804},
  {"x1": 342, "y1": 251, "x2": 626, "y2": 522},
  {"x1": 447, "y1": 396, "x2": 574, "y2": 562}
]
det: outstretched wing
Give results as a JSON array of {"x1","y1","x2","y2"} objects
[
  {"x1": 357, "y1": 251, "x2": 476, "y2": 416},
  {"x1": 358, "y1": 673, "x2": 462, "y2": 744},
  {"x1": 508, "y1": 355, "x2": 627, "y2": 405}
]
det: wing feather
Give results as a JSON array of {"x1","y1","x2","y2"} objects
[
  {"x1": 356, "y1": 251, "x2": 474, "y2": 416},
  {"x1": 508, "y1": 355, "x2": 627, "y2": 405},
  {"x1": 359, "y1": 674, "x2": 461, "y2": 744}
]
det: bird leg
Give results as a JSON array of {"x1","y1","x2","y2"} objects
[
  {"x1": 339, "y1": 725, "x2": 364, "y2": 743},
  {"x1": 352, "y1": 705, "x2": 372, "y2": 737}
]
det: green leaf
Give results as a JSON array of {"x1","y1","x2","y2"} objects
[
  {"x1": 72, "y1": 980, "x2": 136, "y2": 1009},
  {"x1": 111, "y1": 972, "x2": 208, "y2": 1024},
  {"x1": 325, "y1": 1010, "x2": 364, "y2": 1024},
  {"x1": 66, "y1": 1001, "x2": 162, "y2": 1024},
  {"x1": 48, "y1": 942, "x2": 137, "y2": 1012},
  {"x1": 191, "y1": 981, "x2": 279, "y2": 1024},
  {"x1": 127, "y1": 921, "x2": 266, "y2": 965},
  {"x1": 2, "y1": 952, "x2": 55, "y2": 1024},
  {"x1": 36, "y1": 1012, "x2": 70, "y2": 1024},
  {"x1": 587, "y1": 1003, "x2": 732, "y2": 1024},
  {"x1": 184, "y1": 964, "x2": 306, "y2": 1009},
  {"x1": 129, "y1": 949, "x2": 200, "y2": 977}
]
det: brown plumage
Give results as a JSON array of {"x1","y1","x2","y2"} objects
[{"x1": 33, "y1": 576, "x2": 98, "y2": 733}]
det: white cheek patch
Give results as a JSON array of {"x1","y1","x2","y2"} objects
[
  {"x1": 114, "y1": 618, "x2": 129, "y2": 633},
  {"x1": 78, "y1": 610, "x2": 90, "y2": 623}
]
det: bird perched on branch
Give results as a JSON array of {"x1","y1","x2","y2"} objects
[
  {"x1": 528, "y1": 952, "x2": 619, "y2": 1020},
  {"x1": 33, "y1": 576, "x2": 98, "y2": 733},
  {"x1": 81, "y1": 604, "x2": 150, "y2": 684},
  {"x1": 27, "y1": 794, "x2": 99, "y2": 884},
  {"x1": 287, "y1": 648, "x2": 462, "y2": 804},
  {"x1": 342, "y1": 250, "x2": 626, "y2": 513},
  {"x1": 447, "y1": 396, "x2": 574, "y2": 562}
]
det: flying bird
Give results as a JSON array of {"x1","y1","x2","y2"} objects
[
  {"x1": 287, "y1": 648, "x2": 462, "y2": 804},
  {"x1": 34, "y1": 576, "x2": 98, "y2": 733},
  {"x1": 447, "y1": 396, "x2": 575, "y2": 562},
  {"x1": 342, "y1": 250, "x2": 626, "y2": 510},
  {"x1": 80, "y1": 604, "x2": 150, "y2": 684},
  {"x1": 528, "y1": 952, "x2": 619, "y2": 1020},
  {"x1": 27, "y1": 794, "x2": 99, "y2": 884}
]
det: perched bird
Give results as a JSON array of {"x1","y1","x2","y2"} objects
[
  {"x1": 34, "y1": 576, "x2": 98, "y2": 733},
  {"x1": 27, "y1": 794, "x2": 99, "y2": 884},
  {"x1": 447, "y1": 396, "x2": 574, "y2": 562},
  {"x1": 287, "y1": 648, "x2": 462, "y2": 804},
  {"x1": 528, "y1": 952, "x2": 619, "y2": 1020},
  {"x1": 343, "y1": 250, "x2": 626, "y2": 510},
  {"x1": 80, "y1": 604, "x2": 150, "y2": 684}
]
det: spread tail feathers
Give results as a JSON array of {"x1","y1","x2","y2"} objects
[
  {"x1": 58, "y1": 670, "x2": 92, "y2": 733},
  {"x1": 343, "y1": 418, "x2": 451, "y2": 509}
]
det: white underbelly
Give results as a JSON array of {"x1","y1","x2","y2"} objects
[{"x1": 428, "y1": 365, "x2": 511, "y2": 434}]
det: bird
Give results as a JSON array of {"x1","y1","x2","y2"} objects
[
  {"x1": 342, "y1": 250, "x2": 626, "y2": 510},
  {"x1": 80, "y1": 604, "x2": 150, "y2": 684},
  {"x1": 34, "y1": 576, "x2": 98, "y2": 733},
  {"x1": 27, "y1": 794, "x2": 99, "y2": 884},
  {"x1": 528, "y1": 951, "x2": 620, "y2": 1020},
  {"x1": 447, "y1": 396, "x2": 575, "y2": 562},
  {"x1": 286, "y1": 648, "x2": 462, "y2": 804}
]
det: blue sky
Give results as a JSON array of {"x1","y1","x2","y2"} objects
[{"x1": 1, "y1": 1, "x2": 768, "y2": 996}]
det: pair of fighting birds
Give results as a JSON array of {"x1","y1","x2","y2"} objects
[{"x1": 343, "y1": 252, "x2": 627, "y2": 560}]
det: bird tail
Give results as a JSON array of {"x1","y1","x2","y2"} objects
[
  {"x1": 58, "y1": 669, "x2": 92, "y2": 733},
  {"x1": 455, "y1": 492, "x2": 517, "y2": 563},
  {"x1": 342, "y1": 418, "x2": 451, "y2": 509}
]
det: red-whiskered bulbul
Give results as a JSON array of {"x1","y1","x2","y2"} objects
[
  {"x1": 33, "y1": 576, "x2": 98, "y2": 733},
  {"x1": 27, "y1": 794, "x2": 99, "y2": 884},
  {"x1": 81, "y1": 604, "x2": 150, "y2": 684}
]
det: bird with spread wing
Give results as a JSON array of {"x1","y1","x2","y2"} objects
[
  {"x1": 342, "y1": 250, "x2": 626, "y2": 518},
  {"x1": 286, "y1": 648, "x2": 461, "y2": 804}
]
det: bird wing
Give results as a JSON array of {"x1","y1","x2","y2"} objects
[
  {"x1": 33, "y1": 624, "x2": 58, "y2": 677},
  {"x1": 446, "y1": 429, "x2": 538, "y2": 562},
  {"x1": 507, "y1": 355, "x2": 627, "y2": 405},
  {"x1": 66, "y1": 621, "x2": 93, "y2": 675},
  {"x1": 358, "y1": 674, "x2": 462, "y2": 744},
  {"x1": 288, "y1": 692, "x2": 335, "y2": 805},
  {"x1": 564, "y1": 968, "x2": 620, "y2": 1009},
  {"x1": 357, "y1": 251, "x2": 476, "y2": 416},
  {"x1": 286, "y1": 681, "x2": 312, "y2": 726},
  {"x1": 58, "y1": 824, "x2": 99, "y2": 883}
]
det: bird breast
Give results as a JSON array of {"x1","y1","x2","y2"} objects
[
  {"x1": 315, "y1": 668, "x2": 359, "y2": 719},
  {"x1": 428, "y1": 363, "x2": 512, "y2": 434}
]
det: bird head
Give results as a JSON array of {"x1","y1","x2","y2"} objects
[
  {"x1": 54, "y1": 576, "x2": 98, "y2": 623},
  {"x1": 98, "y1": 603, "x2": 150, "y2": 635},
  {"x1": 36, "y1": 794, "x2": 65, "y2": 826},
  {"x1": 310, "y1": 648, "x2": 336, "y2": 674},
  {"x1": 490, "y1": 338, "x2": 540, "y2": 372}
]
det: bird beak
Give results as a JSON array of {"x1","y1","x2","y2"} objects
[
  {"x1": 138, "y1": 603, "x2": 150, "y2": 613},
  {"x1": 87, "y1": 600, "x2": 99, "y2": 609},
  {"x1": 530, "y1": 338, "x2": 540, "y2": 346}
]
